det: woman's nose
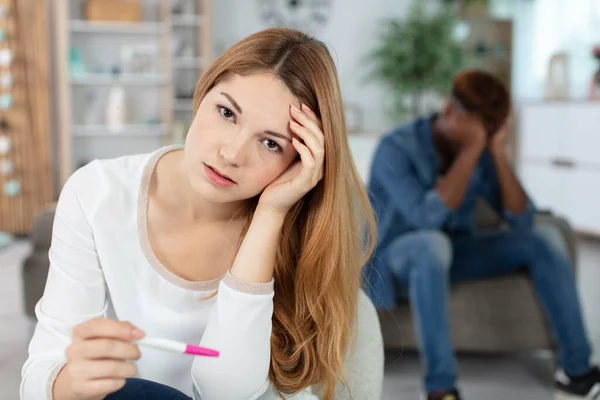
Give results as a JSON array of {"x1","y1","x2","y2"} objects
[{"x1": 218, "y1": 137, "x2": 247, "y2": 167}]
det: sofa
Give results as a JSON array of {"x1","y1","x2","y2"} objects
[{"x1": 378, "y1": 198, "x2": 578, "y2": 353}]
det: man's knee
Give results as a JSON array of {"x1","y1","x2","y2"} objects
[
  {"x1": 516, "y1": 230, "x2": 571, "y2": 267},
  {"x1": 534, "y1": 221, "x2": 571, "y2": 261},
  {"x1": 404, "y1": 230, "x2": 453, "y2": 270}
]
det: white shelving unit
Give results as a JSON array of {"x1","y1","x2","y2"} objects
[
  {"x1": 173, "y1": 99, "x2": 195, "y2": 111},
  {"x1": 171, "y1": 15, "x2": 204, "y2": 27},
  {"x1": 55, "y1": 0, "x2": 177, "y2": 186},
  {"x1": 172, "y1": 56, "x2": 207, "y2": 69},
  {"x1": 169, "y1": 0, "x2": 212, "y2": 144},
  {"x1": 72, "y1": 124, "x2": 169, "y2": 137},
  {"x1": 69, "y1": 74, "x2": 169, "y2": 86},
  {"x1": 55, "y1": 1, "x2": 213, "y2": 185},
  {"x1": 69, "y1": 20, "x2": 166, "y2": 34}
]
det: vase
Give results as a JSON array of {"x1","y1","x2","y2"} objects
[{"x1": 590, "y1": 68, "x2": 600, "y2": 99}]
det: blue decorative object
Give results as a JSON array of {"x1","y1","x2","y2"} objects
[
  {"x1": 0, "y1": 29, "x2": 6, "y2": 41},
  {"x1": 69, "y1": 46, "x2": 86, "y2": 77},
  {"x1": 3, "y1": 179, "x2": 20, "y2": 196},
  {"x1": 0, "y1": 94, "x2": 13, "y2": 109},
  {"x1": 475, "y1": 41, "x2": 488, "y2": 56}
]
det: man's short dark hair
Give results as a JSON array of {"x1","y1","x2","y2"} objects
[{"x1": 452, "y1": 70, "x2": 510, "y2": 135}]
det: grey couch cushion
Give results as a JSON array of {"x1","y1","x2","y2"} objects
[{"x1": 380, "y1": 272, "x2": 554, "y2": 352}]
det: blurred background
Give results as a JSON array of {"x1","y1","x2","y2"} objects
[{"x1": 1, "y1": 0, "x2": 599, "y2": 398}]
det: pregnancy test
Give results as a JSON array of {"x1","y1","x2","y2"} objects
[{"x1": 137, "y1": 337, "x2": 219, "y2": 357}]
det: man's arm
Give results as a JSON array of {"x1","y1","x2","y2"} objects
[
  {"x1": 480, "y1": 124, "x2": 536, "y2": 231},
  {"x1": 436, "y1": 145, "x2": 484, "y2": 210},
  {"x1": 489, "y1": 146, "x2": 529, "y2": 214},
  {"x1": 433, "y1": 107, "x2": 488, "y2": 210},
  {"x1": 370, "y1": 136, "x2": 480, "y2": 230}
]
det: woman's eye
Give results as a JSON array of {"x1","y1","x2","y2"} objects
[
  {"x1": 218, "y1": 106, "x2": 236, "y2": 122},
  {"x1": 262, "y1": 139, "x2": 282, "y2": 153}
]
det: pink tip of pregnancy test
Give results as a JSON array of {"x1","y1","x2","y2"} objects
[{"x1": 185, "y1": 344, "x2": 220, "y2": 357}]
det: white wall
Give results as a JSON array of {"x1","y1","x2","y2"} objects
[
  {"x1": 512, "y1": 0, "x2": 600, "y2": 100},
  {"x1": 212, "y1": 0, "x2": 416, "y2": 134},
  {"x1": 213, "y1": 0, "x2": 600, "y2": 119}
]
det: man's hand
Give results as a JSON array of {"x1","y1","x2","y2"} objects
[
  {"x1": 489, "y1": 121, "x2": 509, "y2": 155},
  {"x1": 447, "y1": 109, "x2": 487, "y2": 152}
]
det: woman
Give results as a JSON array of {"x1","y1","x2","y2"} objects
[{"x1": 21, "y1": 28, "x2": 377, "y2": 400}]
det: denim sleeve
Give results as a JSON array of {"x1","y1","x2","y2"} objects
[
  {"x1": 503, "y1": 200, "x2": 536, "y2": 231},
  {"x1": 479, "y1": 151, "x2": 536, "y2": 231},
  {"x1": 370, "y1": 139, "x2": 451, "y2": 230}
]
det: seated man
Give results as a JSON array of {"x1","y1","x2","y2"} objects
[{"x1": 365, "y1": 70, "x2": 599, "y2": 400}]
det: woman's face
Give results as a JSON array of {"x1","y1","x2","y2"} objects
[{"x1": 184, "y1": 73, "x2": 300, "y2": 204}]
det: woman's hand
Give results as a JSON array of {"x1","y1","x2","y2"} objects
[
  {"x1": 258, "y1": 103, "x2": 325, "y2": 215},
  {"x1": 56, "y1": 318, "x2": 145, "y2": 400}
]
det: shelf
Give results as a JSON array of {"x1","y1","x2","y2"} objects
[
  {"x1": 173, "y1": 99, "x2": 194, "y2": 111},
  {"x1": 172, "y1": 57, "x2": 207, "y2": 69},
  {"x1": 171, "y1": 15, "x2": 204, "y2": 27},
  {"x1": 72, "y1": 124, "x2": 168, "y2": 137},
  {"x1": 70, "y1": 20, "x2": 165, "y2": 35},
  {"x1": 70, "y1": 74, "x2": 169, "y2": 86}
]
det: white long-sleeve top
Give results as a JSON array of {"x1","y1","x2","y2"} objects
[{"x1": 20, "y1": 146, "x2": 284, "y2": 400}]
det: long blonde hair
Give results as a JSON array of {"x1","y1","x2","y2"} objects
[{"x1": 192, "y1": 28, "x2": 376, "y2": 399}]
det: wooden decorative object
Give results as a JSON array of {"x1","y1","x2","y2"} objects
[
  {"x1": 85, "y1": 0, "x2": 141, "y2": 23},
  {"x1": 545, "y1": 53, "x2": 570, "y2": 100},
  {"x1": 0, "y1": 0, "x2": 53, "y2": 234}
]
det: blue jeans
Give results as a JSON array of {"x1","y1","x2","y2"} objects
[
  {"x1": 383, "y1": 228, "x2": 592, "y2": 393},
  {"x1": 105, "y1": 378, "x2": 192, "y2": 400}
]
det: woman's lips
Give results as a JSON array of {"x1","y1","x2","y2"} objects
[{"x1": 203, "y1": 163, "x2": 236, "y2": 187}]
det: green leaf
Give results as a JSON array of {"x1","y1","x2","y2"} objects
[{"x1": 365, "y1": 1, "x2": 465, "y2": 116}]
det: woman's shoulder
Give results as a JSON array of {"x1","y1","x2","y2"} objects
[
  {"x1": 65, "y1": 152, "x2": 151, "y2": 190},
  {"x1": 59, "y1": 148, "x2": 167, "y2": 213}
]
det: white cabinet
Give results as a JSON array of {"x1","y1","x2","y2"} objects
[
  {"x1": 519, "y1": 163, "x2": 570, "y2": 214},
  {"x1": 518, "y1": 102, "x2": 600, "y2": 236}
]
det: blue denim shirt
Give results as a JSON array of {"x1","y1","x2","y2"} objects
[{"x1": 363, "y1": 115, "x2": 536, "y2": 308}]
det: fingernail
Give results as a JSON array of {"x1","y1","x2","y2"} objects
[
  {"x1": 132, "y1": 328, "x2": 145, "y2": 339},
  {"x1": 291, "y1": 105, "x2": 300, "y2": 113},
  {"x1": 301, "y1": 103, "x2": 312, "y2": 111}
]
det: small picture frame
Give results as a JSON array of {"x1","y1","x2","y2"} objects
[{"x1": 344, "y1": 103, "x2": 363, "y2": 134}]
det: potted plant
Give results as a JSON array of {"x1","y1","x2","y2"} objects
[{"x1": 367, "y1": 2, "x2": 464, "y2": 121}]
